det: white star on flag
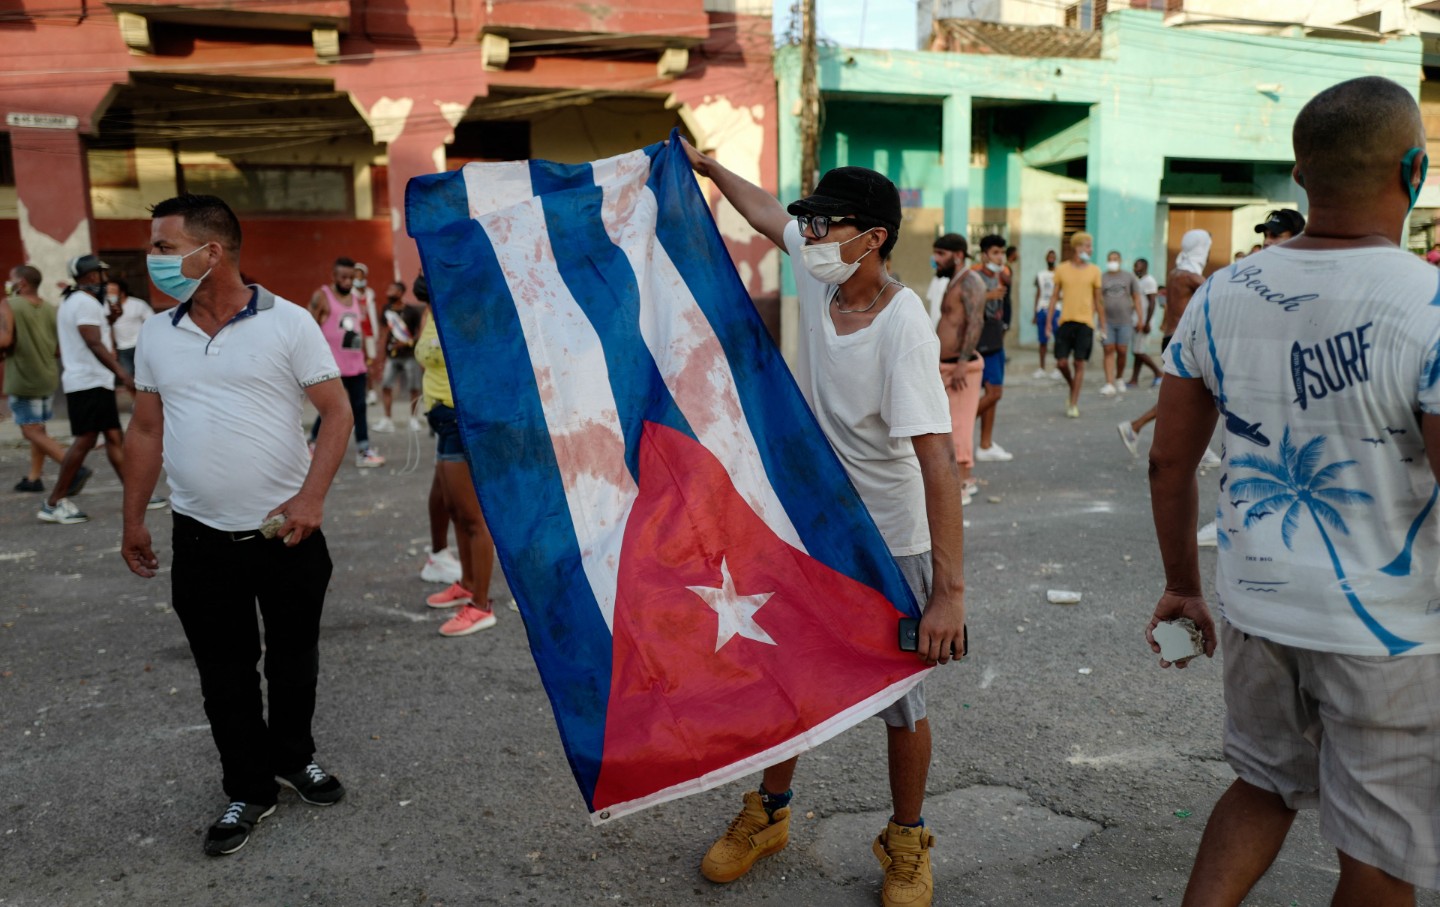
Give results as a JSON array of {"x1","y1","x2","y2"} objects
[{"x1": 688, "y1": 558, "x2": 777, "y2": 652}]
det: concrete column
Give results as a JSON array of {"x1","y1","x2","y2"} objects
[
  {"x1": 385, "y1": 124, "x2": 451, "y2": 286},
  {"x1": 775, "y1": 50, "x2": 803, "y2": 363},
  {"x1": 1085, "y1": 103, "x2": 1163, "y2": 262},
  {"x1": 11, "y1": 127, "x2": 94, "y2": 294},
  {"x1": 941, "y1": 93, "x2": 971, "y2": 234}
]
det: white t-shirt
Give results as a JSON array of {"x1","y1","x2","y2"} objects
[
  {"x1": 56, "y1": 288, "x2": 115, "y2": 393},
  {"x1": 925, "y1": 275, "x2": 948, "y2": 329},
  {"x1": 1034, "y1": 270, "x2": 1056, "y2": 316},
  {"x1": 1135, "y1": 273, "x2": 1158, "y2": 328},
  {"x1": 134, "y1": 287, "x2": 341, "y2": 532},
  {"x1": 112, "y1": 297, "x2": 155, "y2": 351},
  {"x1": 1166, "y1": 245, "x2": 1440, "y2": 656},
  {"x1": 785, "y1": 221, "x2": 952, "y2": 556}
]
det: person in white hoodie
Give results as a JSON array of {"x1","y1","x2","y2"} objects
[{"x1": 1116, "y1": 231, "x2": 1222, "y2": 459}]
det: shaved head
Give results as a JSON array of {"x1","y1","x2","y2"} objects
[{"x1": 1293, "y1": 77, "x2": 1424, "y2": 205}]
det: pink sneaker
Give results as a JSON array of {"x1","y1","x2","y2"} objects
[
  {"x1": 440, "y1": 603, "x2": 497, "y2": 637},
  {"x1": 426, "y1": 582, "x2": 474, "y2": 609}
]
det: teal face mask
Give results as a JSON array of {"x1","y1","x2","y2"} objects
[
  {"x1": 147, "y1": 244, "x2": 212, "y2": 303},
  {"x1": 1402, "y1": 147, "x2": 1428, "y2": 213}
]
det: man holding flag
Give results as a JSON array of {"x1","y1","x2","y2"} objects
[{"x1": 680, "y1": 140, "x2": 966, "y2": 907}]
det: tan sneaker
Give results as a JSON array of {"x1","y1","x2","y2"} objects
[
  {"x1": 872, "y1": 819, "x2": 935, "y2": 907},
  {"x1": 700, "y1": 790, "x2": 790, "y2": 883}
]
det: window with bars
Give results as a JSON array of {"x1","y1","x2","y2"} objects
[
  {"x1": 1060, "y1": 202, "x2": 1087, "y2": 259},
  {"x1": 1064, "y1": 0, "x2": 1107, "y2": 29}
]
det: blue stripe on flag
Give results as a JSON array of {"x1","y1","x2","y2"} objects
[
  {"x1": 646, "y1": 132, "x2": 919, "y2": 616},
  {"x1": 529, "y1": 158, "x2": 596, "y2": 197},
  {"x1": 406, "y1": 173, "x2": 614, "y2": 807},
  {"x1": 532, "y1": 160, "x2": 697, "y2": 480}
]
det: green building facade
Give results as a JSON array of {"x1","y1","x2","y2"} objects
[{"x1": 774, "y1": 10, "x2": 1422, "y2": 349}]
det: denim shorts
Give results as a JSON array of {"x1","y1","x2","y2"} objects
[
  {"x1": 426, "y1": 403, "x2": 467, "y2": 463},
  {"x1": 1103, "y1": 322, "x2": 1135, "y2": 348},
  {"x1": 8, "y1": 395, "x2": 53, "y2": 426}
]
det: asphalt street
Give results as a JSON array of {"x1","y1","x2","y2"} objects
[{"x1": 2, "y1": 369, "x2": 1436, "y2": 907}]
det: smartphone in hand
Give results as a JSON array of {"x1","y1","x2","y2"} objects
[{"x1": 898, "y1": 618, "x2": 967, "y2": 659}]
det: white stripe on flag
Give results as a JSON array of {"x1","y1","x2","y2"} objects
[
  {"x1": 593, "y1": 151, "x2": 806, "y2": 554},
  {"x1": 463, "y1": 161, "x2": 537, "y2": 220},
  {"x1": 477, "y1": 196, "x2": 637, "y2": 632}
]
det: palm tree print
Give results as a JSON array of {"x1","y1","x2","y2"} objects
[{"x1": 1230, "y1": 427, "x2": 1420, "y2": 655}]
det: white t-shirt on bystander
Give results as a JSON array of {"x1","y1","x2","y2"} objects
[
  {"x1": 112, "y1": 297, "x2": 155, "y2": 351},
  {"x1": 925, "y1": 274, "x2": 948, "y2": 329},
  {"x1": 56, "y1": 288, "x2": 116, "y2": 393},
  {"x1": 1034, "y1": 269, "x2": 1056, "y2": 316},
  {"x1": 785, "y1": 220, "x2": 952, "y2": 557}
]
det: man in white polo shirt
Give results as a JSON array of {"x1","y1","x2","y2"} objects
[{"x1": 120, "y1": 194, "x2": 354, "y2": 858}]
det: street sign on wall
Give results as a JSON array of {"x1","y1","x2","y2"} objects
[{"x1": 6, "y1": 113, "x2": 79, "y2": 130}]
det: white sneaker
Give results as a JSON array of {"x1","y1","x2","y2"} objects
[
  {"x1": 1098, "y1": 383, "x2": 1117, "y2": 397},
  {"x1": 420, "y1": 548, "x2": 463, "y2": 584},
  {"x1": 1117, "y1": 421, "x2": 1140, "y2": 457},
  {"x1": 365, "y1": 390, "x2": 378, "y2": 405},
  {"x1": 1199, "y1": 448, "x2": 1223, "y2": 469},
  {"x1": 1115, "y1": 381, "x2": 1127, "y2": 394},
  {"x1": 372, "y1": 417, "x2": 395, "y2": 433},
  {"x1": 1048, "y1": 369, "x2": 1063, "y2": 381},
  {"x1": 1197, "y1": 521, "x2": 1218, "y2": 547},
  {"x1": 1031, "y1": 369, "x2": 1049, "y2": 380},
  {"x1": 975, "y1": 443, "x2": 1013, "y2": 462},
  {"x1": 407, "y1": 417, "x2": 423, "y2": 432},
  {"x1": 355, "y1": 449, "x2": 386, "y2": 468}
]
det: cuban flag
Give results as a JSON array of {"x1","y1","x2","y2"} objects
[{"x1": 406, "y1": 131, "x2": 929, "y2": 823}]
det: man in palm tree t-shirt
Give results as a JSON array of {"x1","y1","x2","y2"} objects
[{"x1": 1146, "y1": 76, "x2": 1440, "y2": 903}]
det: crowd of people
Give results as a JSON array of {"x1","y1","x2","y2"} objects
[
  {"x1": 0, "y1": 239, "x2": 493, "y2": 640},
  {"x1": 1, "y1": 74, "x2": 1436, "y2": 907}
]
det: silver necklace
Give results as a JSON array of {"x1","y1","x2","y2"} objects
[{"x1": 832, "y1": 279, "x2": 898, "y2": 314}]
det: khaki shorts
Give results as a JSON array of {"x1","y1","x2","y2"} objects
[
  {"x1": 874, "y1": 553, "x2": 931, "y2": 732},
  {"x1": 1220, "y1": 620, "x2": 1440, "y2": 888}
]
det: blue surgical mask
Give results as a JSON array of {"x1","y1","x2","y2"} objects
[
  {"x1": 1402, "y1": 147, "x2": 1428, "y2": 214},
  {"x1": 147, "y1": 244, "x2": 212, "y2": 303}
]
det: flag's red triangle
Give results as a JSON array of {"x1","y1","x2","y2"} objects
[{"x1": 592, "y1": 421, "x2": 927, "y2": 811}]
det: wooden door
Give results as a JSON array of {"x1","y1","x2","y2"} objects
[{"x1": 1166, "y1": 207, "x2": 1231, "y2": 277}]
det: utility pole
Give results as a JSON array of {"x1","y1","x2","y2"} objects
[{"x1": 798, "y1": 0, "x2": 819, "y2": 196}]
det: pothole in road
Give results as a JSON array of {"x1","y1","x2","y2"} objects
[{"x1": 805, "y1": 785, "x2": 1101, "y2": 881}]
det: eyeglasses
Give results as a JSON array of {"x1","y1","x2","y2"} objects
[{"x1": 796, "y1": 214, "x2": 859, "y2": 239}]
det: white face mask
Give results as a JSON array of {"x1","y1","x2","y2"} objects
[
  {"x1": 801, "y1": 230, "x2": 875, "y2": 285},
  {"x1": 1078, "y1": 250, "x2": 1092, "y2": 263},
  {"x1": 105, "y1": 294, "x2": 120, "y2": 304},
  {"x1": 985, "y1": 261, "x2": 1004, "y2": 273},
  {"x1": 1107, "y1": 261, "x2": 1121, "y2": 272}
]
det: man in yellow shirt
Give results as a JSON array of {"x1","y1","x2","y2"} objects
[{"x1": 1046, "y1": 231, "x2": 1104, "y2": 417}]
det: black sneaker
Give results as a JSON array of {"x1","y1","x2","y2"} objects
[
  {"x1": 203, "y1": 801, "x2": 276, "y2": 856},
  {"x1": 276, "y1": 762, "x2": 345, "y2": 806},
  {"x1": 13, "y1": 477, "x2": 44, "y2": 493},
  {"x1": 65, "y1": 465, "x2": 94, "y2": 496}
]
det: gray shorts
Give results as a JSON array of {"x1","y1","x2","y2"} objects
[
  {"x1": 382, "y1": 357, "x2": 421, "y2": 391},
  {"x1": 1221, "y1": 620, "x2": 1440, "y2": 888},
  {"x1": 1102, "y1": 322, "x2": 1134, "y2": 348},
  {"x1": 874, "y1": 553, "x2": 931, "y2": 731}
]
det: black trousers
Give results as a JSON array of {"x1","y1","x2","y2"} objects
[
  {"x1": 170, "y1": 512, "x2": 333, "y2": 805},
  {"x1": 310, "y1": 372, "x2": 369, "y2": 447}
]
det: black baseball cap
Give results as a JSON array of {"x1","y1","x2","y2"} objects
[
  {"x1": 932, "y1": 233, "x2": 967, "y2": 253},
  {"x1": 412, "y1": 274, "x2": 429, "y2": 303},
  {"x1": 787, "y1": 167, "x2": 902, "y2": 230},
  {"x1": 1255, "y1": 209, "x2": 1305, "y2": 236},
  {"x1": 68, "y1": 254, "x2": 109, "y2": 279}
]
